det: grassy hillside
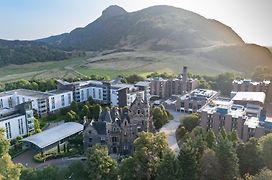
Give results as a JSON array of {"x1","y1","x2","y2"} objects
[{"x1": 2, "y1": 44, "x2": 271, "y2": 82}]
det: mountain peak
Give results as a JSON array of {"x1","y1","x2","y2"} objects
[{"x1": 102, "y1": 5, "x2": 127, "y2": 18}]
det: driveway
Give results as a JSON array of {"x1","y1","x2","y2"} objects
[
  {"x1": 160, "y1": 110, "x2": 186, "y2": 154},
  {"x1": 13, "y1": 149, "x2": 39, "y2": 168},
  {"x1": 13, "y1": 149, "x2": 85, "y2": 169}
]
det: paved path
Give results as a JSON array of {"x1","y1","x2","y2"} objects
[
  {"x1": 13, "y1": 150, "x2": 39, "y2": 168},
  {"x1": 160, "y1": 110, "x2": 186, "y2": 154}
]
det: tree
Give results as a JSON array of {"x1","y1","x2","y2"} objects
[
  {"x1": 66, "y1": 110, "x2": 78, "y2": 122},
  {"x1": 182, "y1": 113, "x2": 199, "y2": 131},
  {"x1": 20, "y1": 166, "x2": 65, "y2": 180},
  {"x1": 93, "y1": 104, "x2": 102, "y2": 121},
  {"x1": 70, "y1": 101, "x2": 79, "y2": 113},
  {"x1": 206, "y1": 129, "x2": 216, "y2": 149},
  {"x1": 124, "y1": 74, "x2": 145, "y2": 84},
  {"x1": 156, "y1": 151, "x2": 180, "y2": 180},
  {"x1": 237, "y1": 138, "x2": 263, "y2": 176},
  {"x1": 152, "y1": 106, "x2": 169, "y2": 130},
  {"x1": 85, "y1": 145, "x2": 117, "y2": 180},
  {"x1": 34, "y1": 118, "x2": 41, "y2": 133},
  {"x1": 252, "y1": 168, "x2": 272, "y2": 180},
  {"x1": 87, "y1": 96, "x2": 94, "y2": 105},
  {"x1": 214, "y1": 72, "x2": 236, "y2": 96},
  {"x1": 190, "y1": 127, "x2": 207, "y2": 161},
  {"x1": 259, "y1": 133, "x2": 272, "y2": 169},
  {"x1": 215, "y1": 134, "x2": 239, "y2": 180},
  {"x1": 228, "y1": 130, "x2": 239, "y2": 146},
  {"x1": 80, "y1": 105, "x2": 90, "y2": 120},
  {"x1": 175, "y1": 125, "x2": 187, "y2": 143},
  {"x1": 119, "y1": 132, "x2": 170, "y2": 180},
  {"x1": 0, "y1": 129, "x2": 22, "y2": 180},
  {"x1": 200, "y1": 149, "x2": 222, "y2": 180},
  {"x1": 64, "y1": 161, "x2": 88, "y2": 180},
  {"x1": 178, "y1": 138, "x2": 198, "y2": 180},
  {"x1": 119, "y1": 156, "x2": 138, "y2": 180}
]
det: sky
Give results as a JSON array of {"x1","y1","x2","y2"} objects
[{"x1": 0, "y1": 0, "x2": 271, "y2": 46}]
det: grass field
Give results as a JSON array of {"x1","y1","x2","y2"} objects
[{"x1": 1, "y1": 46, "x2": 266, "y2": 83}]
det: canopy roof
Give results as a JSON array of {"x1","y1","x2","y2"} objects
[{"x1": 22, "y1": 122, "x2": 83, "y2": 149}]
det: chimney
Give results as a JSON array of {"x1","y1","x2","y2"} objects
[{"x1": 182, "y1": 66, "x2": 188, "y2": 94}]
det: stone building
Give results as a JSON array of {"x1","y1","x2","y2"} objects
[
  {"x1": 149, "y1": 66, "x2": 198, "y2": 99},
  {"x1": 83, "y1": 94, "x2": 153, "y2": 155},
  {"x1": 199, "y1": 95, "x2": 272, "y2": 141}
]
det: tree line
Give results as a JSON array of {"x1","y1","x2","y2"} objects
[{"x1": 0, "y1": 40, "x2": 68, "y2": 67}]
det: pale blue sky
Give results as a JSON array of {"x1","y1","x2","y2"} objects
[{"x1": 0, "y1": 0, "x2": 271, "y2": 46}]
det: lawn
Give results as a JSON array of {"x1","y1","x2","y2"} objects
[
  {"x1": 75, "y1": 67, "x2": 152, "y2": 79},
  {"x1": 0, "y1": 57, "x2": 86, "y2": 82}
]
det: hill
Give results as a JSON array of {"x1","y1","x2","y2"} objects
[
  {"x1": 39, "y1": 5, "x2": 244, "y2": 51},
  {"x1": 0, "y1": 5, "x2": 271, "y2": 79},
  {"x1": 0, "y1": 39, "x2": 67, "y2": 67}
]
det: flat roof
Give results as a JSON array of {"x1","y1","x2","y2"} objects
[
  {"x1": 244, "y1": 117, "x2": 260, "y2": 129},
  {"x1": 0, "y1": 89, "x2": 52, "y2": 99},
  {"x1": 22, "y1": 122, "x2": 83, "y2": 149},
  {"x1": 135, "y1": 81, "x2": 150, "y2": 87},
  {"x1": 232, "y1": 92, "x2": 266, "y2": 104},
  {"x1": 48, "y1": 89, "x2": 72, "y2": 95}
]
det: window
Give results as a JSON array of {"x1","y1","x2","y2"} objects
[
  {"x1": 68, "y1": 93, "x2": 72, "y2": 104},
  {"x1": 181, "y1": 102, "x2": 185, "y2": 107},
  {"x1": 22, "y1": 97, "x2": 25, "y2": 103},
  {"x1": 61, "y1": 95, "x2": 65, "y2": 107},
  {"x1": 0, "y1": 99, "x2": 3, "y2": 108},
  {"x1": 99, "y1": 89, "x2": 102, "y2": 99},
  {"x1": 87, "y1": 89, "x2": 90, "y2": 97},
  {"x1": 51, "y1": 97, "x2": 55, "y2": 109},
  {"x1": 5, "y1": 122, "x2": 11, "y2": 139},
  {"x1": 89, "y1": 138, "x2": 92, "y2": 142},
  {"x1": 18, "y1": 118, "x2": 24, "y2": 135},
  {"x1": 93, "y1": 89, "x2": 96, "y2": 99},
  {"x1": 137, "y1": 109, "x2": 141, "y2": 114},
  {"x1": 81, "y1": 90, "x2": 84, "y2": 101},
  {"x1": 112, "y1": 137, "x2": 118, "y2": 143},
  {"x1": 8, "y1": 97, "x2": 12, "y2": 108},
  {"x1": 17, "y1": 97, "x2": 20, "y2": 105}
]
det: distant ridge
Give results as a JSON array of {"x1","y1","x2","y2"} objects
[
  {"x1": 38, "y1": 5, "x2": 244, "y2": 51},
  {"x1": 0, "y1": 5, "x2": 271, "y2": 75}
]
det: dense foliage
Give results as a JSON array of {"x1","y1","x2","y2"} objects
[
  {"x1": 0, "y1": 129, "x2": 22, "y2": 179},
  {"x1": 0, "y1": 40, "x2": 67, "y2": 67},
  {"x1": 152, "y1": 105, "x2": 170, "y2": 130}
]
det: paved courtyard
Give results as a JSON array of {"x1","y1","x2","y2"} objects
[{"x1": 160, "y1": 110, "x2": 186, "y2": 154}]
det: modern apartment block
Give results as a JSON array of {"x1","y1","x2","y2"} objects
[
  {"x1": 149, "y1": 66, "x2": 198, "y2": 99},
  {"x1": 57, "y1": 80, "x2": 110, "y2": 104},
  {"x1": 232, "y1": 79, "x2": 272, "y2": 102},
  {"x1": 199, "y1": 92, "x2": 272, "y2": 141},
  {"x1": 0, "y1": 102, "x2": 34, "y2": 140},
  {"x1": 175, "y1": 89, "x2": 219, "y2": 113},
  {"x1": 57, "y1": 80, "x2": 146, "y2": 107},
  {"x1": 0, "y1": 89, "x2": 73, "y2": 116}
]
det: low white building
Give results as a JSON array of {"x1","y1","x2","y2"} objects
[
  {"x1": 48, "y1": 90, "x2": 73, "y2": 113},
  {"x1": 0, "y1": 102, "x2": 34, "y2": 140},
  {"x1": 0, "y1": 89, "x2": 74, "y2": 116}
]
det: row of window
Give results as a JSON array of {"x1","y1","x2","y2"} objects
[
  {"x1": 81, "y1": 88, "x2": 102, "y2": 101},
  {"x1": 51, "y1": 93, "x2": 72, "y2": 110}
]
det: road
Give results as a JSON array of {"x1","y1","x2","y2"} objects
[{"x1": 160, "y1": 110, "x2": 186, "y2": 154}]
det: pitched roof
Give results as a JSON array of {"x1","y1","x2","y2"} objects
[{"x1": 93, "y1": 121, "x2": 107, "y2": 135}]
